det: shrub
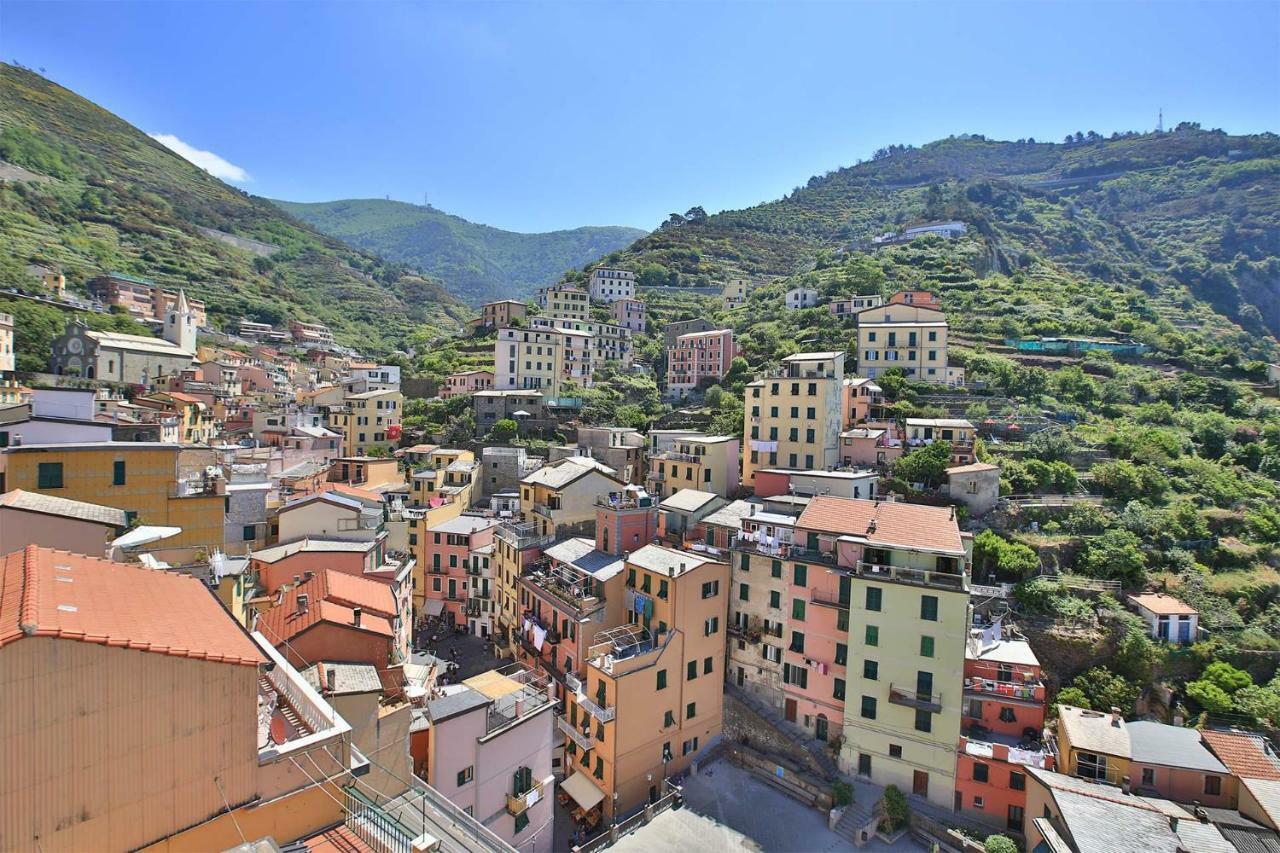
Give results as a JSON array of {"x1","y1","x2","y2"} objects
[
  {"x1": 832, "y1": 780, "x2": 853, "y2": 807},
  {"x1": 985, "y1": 836, "x2": 1018, "y2": 853},
  {"x1": 882, "y1": 785, "x2": 909, "y2": 831},
  {"x1": 1202, "y1": 661, "x2": 1253, "y2": 694},
  {"x1": 1186, "y1": 680, "x2": 1233, "y2": 714},
  {"x1": 1055, "y1": 687, "x2": 1091, "y2": 709}
]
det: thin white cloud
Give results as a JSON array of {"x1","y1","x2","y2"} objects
[{"x1": 148, "y1": 133, "x2": 250, "y2": 183}]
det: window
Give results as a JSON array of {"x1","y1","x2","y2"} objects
[
  {"x1": 37, "y1": 462, "x2": 63, "y2": 489},
  {"x1": 974, "y1": 796, "x2": 985, "y2": 809},
  {"x1": 1007, "y1": 805, "x2": 1025, "y2": 833},
  {"x1": 1010, "y1": 771, "x2": 1026, "y2": 791},
  {"x1": 865, "y1": 625, "x2": 879, "y2": 646},
  {"x1": 658, "y1": 580, "x2": 669, "y2": 600},
  {"x1": 1205, "y1": 776, "x2": 1222, "y2": 796},
  {"x1": 704, "y1": 616, "x2": 719, "y2": 636},
  {"x1": 999, "y1": 707, "x2": 1017, "y2": 724},
  {"x1": 762, "y1": 644, "x2": 782, "y2": 663},
  {"x1": 112, "y1": 460, "x2": 126, "y2": 485},
  {"x1": 790, "y1": 631, "x2": 805, "y2": 653},
  {"x1": 793, "y1": 564, "x2": 807, "y2": 587},
  {"x1": 771, "y1": 560, "x2": 782, "y2": 578},
  {"x1": 920, "y1": 636, "x2": 935, "y2": 658},
  {"x1": 792, "y1": 599, "x2": 806, "y2": 621},
  {"x1": 920, "y1": 595, "x2": 938, "y2": 621},
  {"x1": 686, "y1": 702, "x2": 696, "y2": 720},
  {"x1": 704, "y1": 656, "x2": 713, "y2": 675},
  {"x1": 860, "y1": 696, "x2": 877, "y2": 720},
  {"x1": 664, "y1": 710, "x2": 674, "y2": 727},
  {"x1": 657, "y1": 670, "x2": 667, "y2": 690},
  {"x1": 889, "y1": 744, "x2": 903, "y2": 758},
  {"x1": 915, "y1": 709, "x2": 932, "y2": 732},
  {"x1": 833, "y1": 678, "x2": 845, "y2": 700},
  {"x1": 1076, "y1": 752, "x2": 1107, "y2": 781},
  {"x1": 865, "y1": 587, "x2": 882, "y2": 612},
  {"x1": 514, "y1": 812, "x2": 529, "y2": 834},
  {"x1": 687, "y1": 661, "x2": 698, "y2": 681},
  {"x1": 594, "y1": 757, "x2": 604, "y2": 780},
  {"x1": 863, "y1": 660, "x2": 878, "y2": 680},
  {"x1": 242, "y1": 525, "x2": 255, "y2": 542},
  {"x1": 837, "y1": 608, "x2": 849, "y2": 632},
  {"x1": 835, "y1": 643, "x2": 848, "y2": 665},
  {"x1": 701, "y1": 580, "x2": 719, "y2": 599},
  {"x1": 456, "y1": 766, "x2": 474, "y2": 786},
  {"x1": 783, "y1": 663, "x2": 808, "y2": 688},
  {"x1": 769, "y1": 590, "x2": 781, "y2": 609},
  {"x1": 973, "y1": 763, "x2": 989, "y2": 783},
  {"x1": 738, "y1": 554, "x2": 748, "y2": 572},
  {"x1": 739, "y1": 583, "x2": 749, "y2": 601}
]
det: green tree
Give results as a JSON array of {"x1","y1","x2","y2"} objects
[
  {"x1": 1071, "y1": 666, "x2": 1139, "y2": 713},
  {"x1": 1186, "y1": 680, "x2": 1233, "y2": 714},
  {"x1": 1055, "y1": 687, "x2": 1091, "y2": 709},
  {"x1": 984, "y1": 836, "x2": 1018, "y2": 853},
  {"x1": 1077, "y1": 529, "x2": 1146, "y2": 584},
  {"x1": 1202, "y1": 661, "x2": 1252, "y2": 694},
  {"x1": 881, "y1": 785, "x2": 909, "y2": 831},
  {"x1": 893, "y1": 441, "x2": 953, "y2": 488},
  {"x1": 1234, "y1": 684, "x2": 1280, "y2": 726},
  {"x1": 489, "y1": 418, "x2": 518, "y2": 442}
]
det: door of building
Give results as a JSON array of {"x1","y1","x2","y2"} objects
[
  {"x1": 913, "y1": 771, "x2": 929, "y2": 798},
  {"x1": 737, "y1": 666, "x2": 745, "y2": 687},
  {"x1": 815, "y1": 715, "x2": 828, "y2": 742},
  {"x1": 784, "y1": 698, "x2": 797, "y2": 723}
]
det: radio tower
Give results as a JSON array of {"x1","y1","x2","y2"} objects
[{"x1": 1157, "y1": 108, "x2": 1164, "y2": 134}]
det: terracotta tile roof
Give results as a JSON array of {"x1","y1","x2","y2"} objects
[
  {"x1": 317, "y1": 482, "x2": 386, "y2": 505},
  {"x1": 256, "y1": 569, "x2": 395, "y2": 644},
  {"x1": 1127, "y1": 592, "x2": 1197, "y2": 617},
  {"x1": 0, "y1": 489, "x2": 128, "y2": 527},
  {"x1": 1202, "y1": 730, "x2": 1280, "y2": 781},
  {"x1": 795, "y1": 496, "x2": 965, "y2": 555},
  {"x1": 0, "y1": 545, "x2": 264, "y2": 666}
]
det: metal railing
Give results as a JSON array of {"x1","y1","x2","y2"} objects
[
  {"x1": 852, "y1": 561, "x2": 967, "y2": 591},
  {"x1": 888, "y1": 684, "x2": 943, "y2": 713},
  {"x1": 809, "y1": 588, "x2": 851, "y2": 609},
  {"x1": 506, "y1": 778, "x2": 546, "y2": 817},
  {"x1": 575, "y1": 691, "x2": 617, "y2": 723},
  {"x1": 558, "y1": 714, "x2": 594, "y2": 750}
]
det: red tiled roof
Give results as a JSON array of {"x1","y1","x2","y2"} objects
[
  {"x1": 256, "y1": 569, "x2": 395, "y2": 644},
  {"x1": 0, "y1": 546, "x2": 264, "y2": 666},
  {"x1": 796, "y1": 496, "x2": 965, "y2": 554},
  {"x1": 1202, "y1": 730, "x2": 1280, "y2": 780},
  {"x1": 1127, "y1": 592, "x2": 1197, "y2": 617},
  {"x1": 317, "y1": 482, "x2": 385, "y2": 504}
]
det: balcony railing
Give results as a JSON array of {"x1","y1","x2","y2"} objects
[
  {"x1": 788, "y1": 546, "x2": 837, "y2": 565},
  {"x1": 506, "y1": 779, "x2": 547, "y2": 817},
  {"x1": 810, "y1": 588, "x2": 851, "y2": 609},
  {"x1": 532, "y1": 503, "x2": 556, "y2": 519},
  {"x1": 575, "y1": 691, "x2": 616, "y2": 723},
  {"x1": 497, "y1": 521, "x2": 554, "y2": 550},
  {"x1": 565, "y1": 672, "x2": 583, "y2": 693},
  {"x1": 888, "y1": 684, "x2": 943, "y2": 713},
  {"x1": 963, "y1": 676, "x2": 1045, "y2": 704},
  {"x1": 653, "y1": 450, "x2": 702, "y2": 464},
  {"x1": 853, "y1": 561, "x2": 967, "y2": 592},
  {"x1": 557, "y1": 714, "x2": 593, "y2": 751}
]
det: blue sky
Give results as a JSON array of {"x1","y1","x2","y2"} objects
[{"x1": 4, "y1": 1, "x2": 1278, "y2": 233}]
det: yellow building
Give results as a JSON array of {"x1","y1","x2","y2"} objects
[
  {"x1": 722, "y1": 278, "x2": 751, "y2": 310},
  {"x1": 494, "y1": 325, "x2": 594, "y2": 401},
  {"x1": 136, "y1": 391, "x2": 216, "y2": 445},
  {"x1": 646, "y1": 435, "x2": 741, "y2": 499},
  {"x1": 743, "y1": 352, "x2": 846, "y2": 486},
  {"x1": 790, "y1": 497, "x2": 971, "y2": 809},
  {"x1": 519, "y1": 458, "x2": 626, "y2": 538},
  {"x1": 1054, "y1": 704, "x2": 1131, "y2": 785},
  {"x1": 543, "y1": 284, "x2": 590, "y2": 321},
  {"x1": 334, "y1": 388, "x2": 403, "y2": 456},
  {"x1": 406, "y1": 448, "x2": 477, "y2": 613},
  {"x1": 855, "y1": 302, "x2": 950, "y2": 384},
  {"x1": 560, "y1": 545, "x2": 729, "y2": 823},
  {"x1": 3, "y1": 442, "x2": 225, "y2": 553}
]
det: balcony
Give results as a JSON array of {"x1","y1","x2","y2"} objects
[
  {"x1": 810, "y1": 588, "x2": 851, "y2": 609},
  {"x1": 788, "y1": 546, "x2": 837, "y2": 566},
  {"x1": 506, "y1": 778, "x2": 547, "y2": 816},
  {"x1": 523, "y1": 568, "x2": 601, "y2": 614},
  {"x1": 557, "y1": 714, "x2": 594, "y2": 751},
  {"x1": 852, "y1": 561, "x2": 968, "y2": 592},
  {"x1": 960, "y1": 732, "x2": 1054, "y2": 770},
  {"x1": 532, "y1": 503, "x2": 556, "y2": 519},
  {"x1": 497, "y1": 521, "x2": 554, "y2": 550},
  {"x1": 963, "y1": 675, "x2": 1045, "y2": 705},
  {"x1": 888, "y1": 684, "x2": 943, "y2": 714},
  {"x1": 576, "y1": 692, "x2": 616, "y2": 723},
  {"x1": 653, "y1": 450, "x2": 702, "y2": 464}
]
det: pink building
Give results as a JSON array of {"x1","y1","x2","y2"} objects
[
  {"x1": 666, "y1": 328, "x2": 735, "y2": 395},
  {"x1": 442, "y1": 370, "x2": 495, "y2": 399},
  {"x1": 839, "y1": 427, "x2": 904, "y2": 469},
  {"x1": 423, "y1": 515, "x2": 501, "y2": 625},
  {"x1": 610, "y1": 297, "x2": 647, "y2": 333}
]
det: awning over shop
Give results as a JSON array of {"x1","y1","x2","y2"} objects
[
  {"x1": 559, "y1": 771, "x2": 606, "y2": 810},
  {"x1": 424, "y1": 599, "x2": 445, "y2": 616}
]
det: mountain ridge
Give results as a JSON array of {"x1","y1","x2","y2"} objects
[
  {"x1": 274, "y1": 197, "x2": 645, "y2": 304},
  {"x1": 0, "y1": 63, "x2": 469, "y2": 354}
]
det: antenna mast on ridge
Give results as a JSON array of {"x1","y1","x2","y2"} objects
[{"x1": 1157, "y1": 108, "x2": 1164, "y2": 134}]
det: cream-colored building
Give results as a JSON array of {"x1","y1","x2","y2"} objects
[
  {"x1": 541, "y1": 284, "x2": 590, "y2": 322},
  {"x1": 330, "y1": 388, "x2": 403, "y2": 457},
  {"x1": 722, "y1": 278, "x2": 751, "y2": 310},
  {"x1": 0, "y1": 312, "x2": 13, "y2": 374},
  {"x1": 855, "y1": 302, "x2": 951, "y2": 384},
  {"x1": 587, "y1": 267, "x2": 636, "y2": 304},
  {"x1": 743, "y1": 351, "x2": 846, "y2": 485},
  {"x1": 519, "y1": 457, "x2": 626, "y2": 538},
  {"x1": 531, "y1": 316, "x2": 632, "y2": 368},
  {"x1": 495, "y1": 325, "x2": 594, "y2": 400},
  {"x1": 646, "y1": 434, "x2": 741, "y2": 499}
]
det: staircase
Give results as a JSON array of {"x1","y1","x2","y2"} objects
[
  {"x1": 726, "y1": 683, "x2": 840, "y2": 781},
  {"x1": 833, "y1": 798, "x2": 880, "y2": 847}
]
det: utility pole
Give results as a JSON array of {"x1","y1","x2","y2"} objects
[{"x1": 1157, "y1": 108, "x2": 1163, "y2": 134}]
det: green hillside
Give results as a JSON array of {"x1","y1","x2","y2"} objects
[
  {"x1": 274, "y1": 198, "x2": 646, "y2": 304},
  {"x1": 0, "y1": 63, "x2": 469, "y2": 354}
]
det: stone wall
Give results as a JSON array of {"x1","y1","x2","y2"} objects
[
  {"x1": 725, "y1": 744, "x2": 834, "y2": 812},
  {"x1": 723, "y1": 693, "x2": 828, "y2": 778}
]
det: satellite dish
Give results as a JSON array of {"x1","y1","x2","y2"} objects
[{"x1": 270, "y1": 710, "x2": 289, "y2": 745}]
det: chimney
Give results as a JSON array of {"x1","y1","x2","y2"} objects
[
  {"x1": 1122, "y1": 776, "x2": 1132, "y2": 794},
  {"x1": 326, "y1": 666, "x2": 336, "y2": 694},
  {"x1": 297, "y1": 594, "x2": 309, "y2": 614},
  {"x1": 293, "y1": 574, "x2": 301, "y2": 586},
  {"x1": 352, "y1": 607, "x2": 362, "y2": 627},
  {"x1": 1110, "y1": 707, "x2": 1122, "y2": 726}
]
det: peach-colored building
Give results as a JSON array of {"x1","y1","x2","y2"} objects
[
  {"x1": 839, "y1": 427, "x2": 904, "y2": 468},
  {"x1": 0, "y1": 489, "x2": 127, "y2": 556},
  {"x1": 442, "y1": 369, "x2": 496, "y2": 399},
  {"x1": 610, "y1": 297, "x2": 647, "y2": 333},
  {"x1": 666, "y1": 328, "x2": 735, "y2": 395},
  {"x1": 889, "y1": 289, "x2": 942, "y2": 310},
  {"x1": 842, "y1": 377, "x2": 887, "y2": 427},
  {"x1": 0, "y1": 546, "x2": 360, "y2": 852},
  {"x1": 479, "y1": 299, "x2": 529, "y2": 330},
  {"x1": 421, "y1": 515, "x2": 500, "y2": 627},
  {"x1": 1127, "y1": 720, "x2": 1234, "y2": 809}
]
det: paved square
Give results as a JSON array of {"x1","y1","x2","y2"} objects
[{"x1": 607, "y1": 762, "x2": 926, "y2": 853}]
